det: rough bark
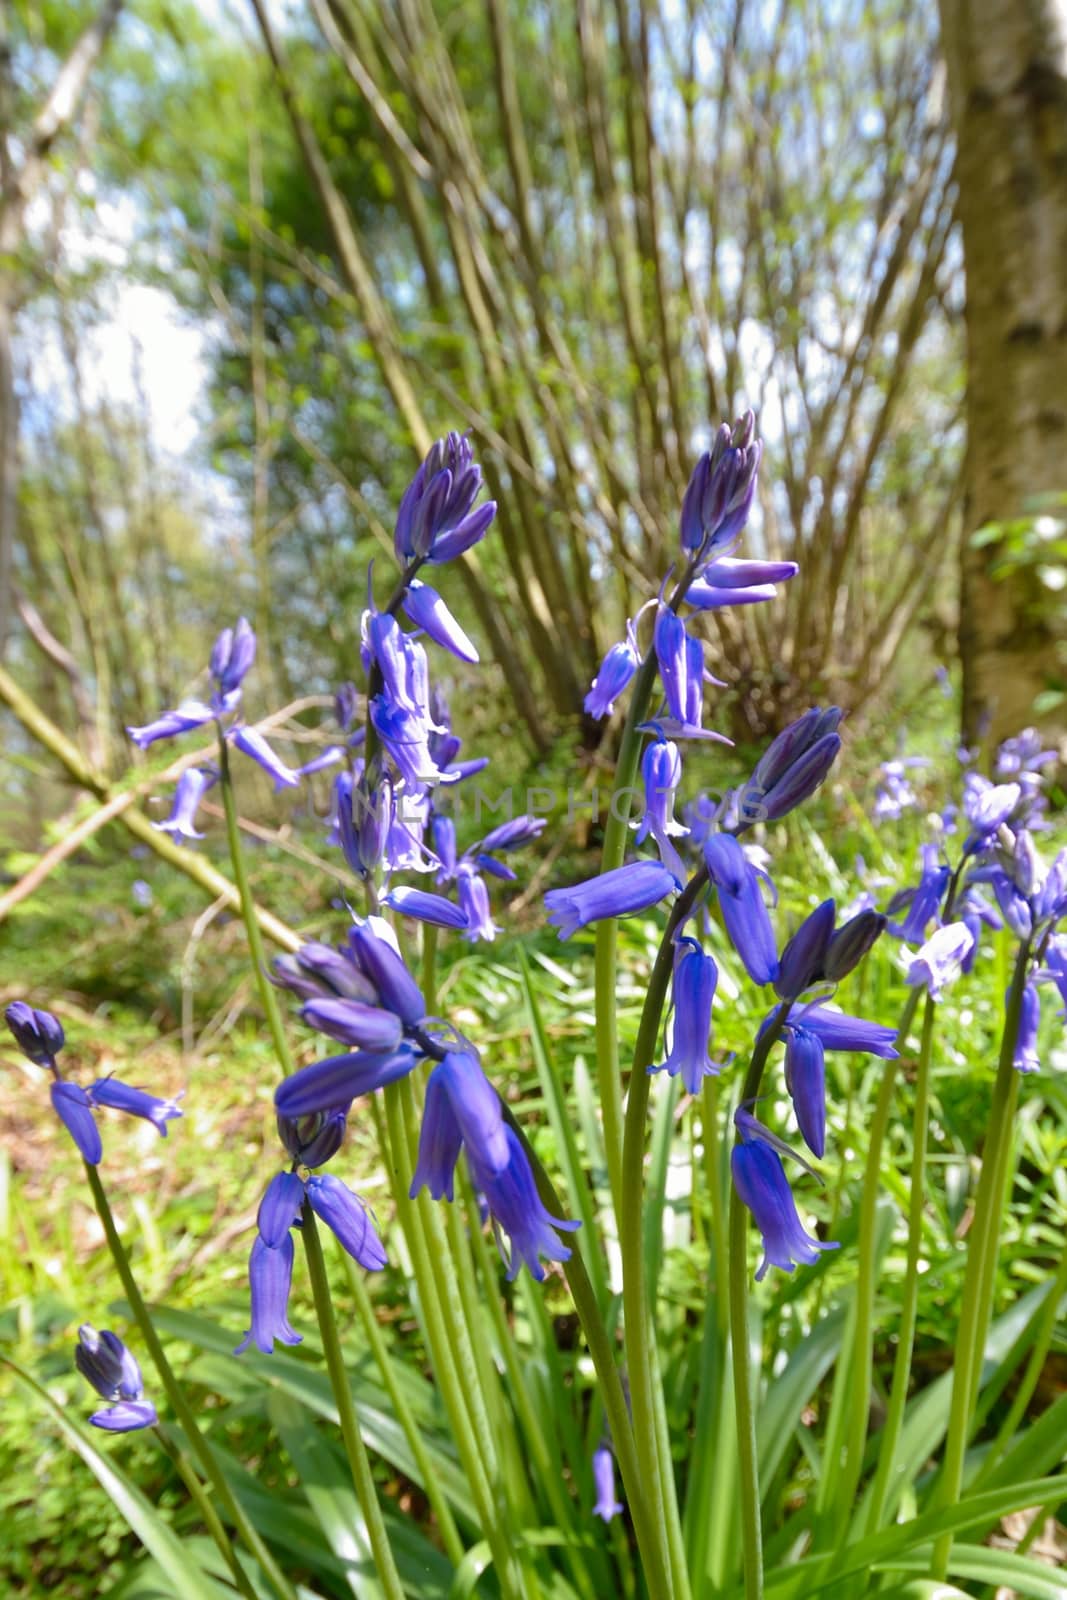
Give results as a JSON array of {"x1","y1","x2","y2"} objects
[{"x1": 938, "y1": 0, "x2": 1067, "y2": 752}]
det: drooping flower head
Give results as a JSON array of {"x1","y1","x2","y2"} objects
[
  {"x1": 75, "y1": 1325, "x2": 157, "y2": 1432},
  {"x1": 592, "y1": 1444, "x2": 624, "y2": 1522},
  {"x1": 410, "y1": 1049, "x2": 578, "y2": 1279},
  {"x1": 651, "y1": 939, "x2": 719, "y2": 1095},
  {"x1": 703, "y1": 833, "x2": 779, "y2": 985},
  {"x1": 731, "y1": 1111, "x2": 838, "y2": 1280}
]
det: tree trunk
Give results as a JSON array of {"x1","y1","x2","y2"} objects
[{"x1": 938, "y1": 0, "x2": 1067, "y2": 754}]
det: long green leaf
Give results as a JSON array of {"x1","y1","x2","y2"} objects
[{"x1": 147, "y1": 1305, "x2": 477, "y2": 1527}]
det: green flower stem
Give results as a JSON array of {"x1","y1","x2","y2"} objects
[
  {"x1": 703, "y1": 1076, "x2": 730, "y2": 1335},
  {"x1": 341, "y1": 1253, "x2": 467, "y2": 1568},
  {"x1": 595, "y1": 648, "x2": 660, "y2": 1222},
  {"x1": 931, "y1": 937, "x2": 1032, "y2": 1581},
  {"x1": 727, "y1": 1001, "x2": 793, "y2": 1600},
  {"x1": 84, "y1": 1163, "x2": 298, "y2": 1600},
  {"x1": 865, "y1": 991, "x2": 935, "y2": 1530},
  {"x1": 300, "y1": 1204, "x2": 407, "y2": 1600},
  {"x1": 619, "y1": 868, "x2": 710, "y2": 1600},
  {"x1": 440, "y1": 1194, "x2": 535, "y2": 1525},
  {"x1": 217, "y1": 733, "x2": 293, "y2": 1079},
  {"x1": 460, "y1": 1168, "x2": 602, "y2": 1600},
  {"x1": 846, "y1": 989, "x2": 920, "y2": 1539},
  {"x1": 500, "y1": 1104, "x2": 672, "y2": 1600},
  {"x1": 154, "y1": 1426, "x2": 258, "y2": 1600},
  {"x1": 395, "y1": 1076, "x2": 508, "y2": 1497},
  {"x1": 381, "y1": 1084, "x2": 532, "y2": 1600}
]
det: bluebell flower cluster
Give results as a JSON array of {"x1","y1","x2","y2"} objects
[
  {"x1": 885, "y1": 727, "x2": 1066, "y2": 1069},
  {"x1": 5, "y1": 1002, "x2": 182, "y2": 1165},
  {"x1": 256, "y1": 432, "x2": 578, "y2": 1296},
  {"x1": 127, "y1": 614, "x2": 343, "y2": 838},
  {"x1": 584, "y1": 413, "x2": 791, "y2": 740},
  {"x1": 543, "y1": 415, "x2": 882, "y2": 1279},
  {"x1": 236, "y1": 1104, "x2": 387, "y2": 1356},
  {"x1": 75, "y1": 1325, "x2": 158, "y2": 1432}
]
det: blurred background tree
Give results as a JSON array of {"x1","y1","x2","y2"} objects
[{"x1": 936, "y1": 0, "x2": 1067, "y2": 751}]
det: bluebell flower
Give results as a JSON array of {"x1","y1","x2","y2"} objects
[
  {"x1": 545, "y1": 861, "x2": 678, "y2": 940},
  {"x1": 210, "y1": 617, "x2": 256, "y2": 703},
  {"x1": 996, "y1": 729, "x2": 1057, "y2": 782},
  {"x1": 592, "y1": 1444, "x2": 624, "y2": 1522},
  {"x1": 402, "y1": 580, "x2": 479, "y2": 663},
  {"x1": 238, "y1": 1163, "x2": 386, "y2": 1356},
  {"x1": 824, "y1": 909, "x2": 887, "y2": 981},
  {"x1": 432, "y1": 813, "x2": 458, "y2": 880},
  {"x1": 230, "y1": 726, "x2": 302, "y2": 789},
  {"x1": 774, "y1": 899, "x2": 836, "y2": 1001},
  {"x1": 411, "y1": 1051, "x2": 510, "y2": 1198},
  {"x1": 731, "y1": 1113, "x2": 838, "y2": 1280},
  {"x1": 76, "y1": 1325, "x2": 158, "y2": 1432},
  {"x1": 76, "y1": 1324, "x2": 144, "y2": 1401},
  {"x1": 271, "y1": 940, "x2": 379, "y2": 1006},
  {"x1": 335, "y1": 770, "x2": 394, "y2": 880},
  {"x1": 585, "y1": 636, "x2": 640, "y2": 720},
  {"x1": 891, "y1": 844, "x2": 951, "y2": 942},
  {"x1": 956, "y1": 887, "x2": 1001, "y2": 974},
  {"x1": 1045, "y1": 937, "x2": 1067, "y2": 1017},
  {"x1": 476, "y1": 853, "x2": 517, "y2": 882},
  {"x1": 703, "y1": 833, "x2": 779, "y2": 985},
  {"x1": 477, "y1": 816, "x2": 548, "y2": 854},
  {"x1": 5, "y1": 1001, "x2": 65, "y2": 1065},
  {"x1": 305, "y1": 1174, "x2": 388, "y2": 1268},
  {"x1": 471, "y1": 1125, "x2": 580, "y2": 1281},
  {"x1": 782, "y1": 1027, "x2": 826, "y2": 1158},
  {"x1": 1013, "y1": 982, "x2": 1040, "y2": 1074},
  {"x1": 634, "y1": 737, "x2": 687, "y2": 880},
  {"x1": 275, "y1": 1045, "x2": 419, "y2": 1118},
  {"x1": 651, "y1": 939, "x2": 718, "y2": 1094},
  {"x1": 987, "y1": 868, "x2": 1033, "y2": 939},
  {"x1": 347, "y1": 920, "x2": 427, "y2": 1024},
  {"x1": 736, "y1": 708, "x2": 843, "y2": 826},
  {"x1": 1032, "y1": 846, "x2": 1067, "y2": 930},
  {"x1": 127, "y1": 701, "x2": 214, "y2": 749},
  {"x1": 679, "y1": 413, "x2": 762, "y2": 559},
  {"x1": 384, "y1": 886, "x2": 470, "y2": 929},
  {"x1": 335, "y1": 681, "x2": 360, "y2": 731},
  {"x1": 692, "y1": 557, "x2": 798, "y2": 590},
  {"x1": 278, "y1": 1106, "x2": 349, "y2": 1169},
  {"x1": 653, "y1": 607, "x2": 689, "y2": 723},
  {"x1": 784, "y1": 1003, "x2": 898, "y2": 1058},
  {"x1": 686, "y1": 578, "x2": 781, "y2": 609},
  {"x1": 394, "y1": 432, "x2": 497, "y2": 566},
  {"x1": 235, "y1": 1235, "x2": 302, "y2": 1355},
  {"x1": 88, "y1": 1077, "x2": 183, "y2": 1137},
  {"x1": 50, "y1": 1082, "x2": 102, "y2": 1164},
  {"x1": 296, "y1": 745, "x2": 345, "y2": 778},
  {"x1": 907, "y1": 923, "x2": 976, "y2": 999},
  {"x1": 457, "y1": 865, "x2": 499, "y2": 942},
  {"x1": 963, "y1": 776, "x2": 1022, "y2": 850},
  {"x1": 371, "y1": 697, "x2": 454, "y2": 789},
  {"x1": 300, "y1": 997, "x2": 406, "y2": 1052},
  {"x1": 153, "y1": 767, "x2": 216, "y2": 841},
  {"x1": 872, "y1": 757, "x2": 927, "y2": 822}
]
